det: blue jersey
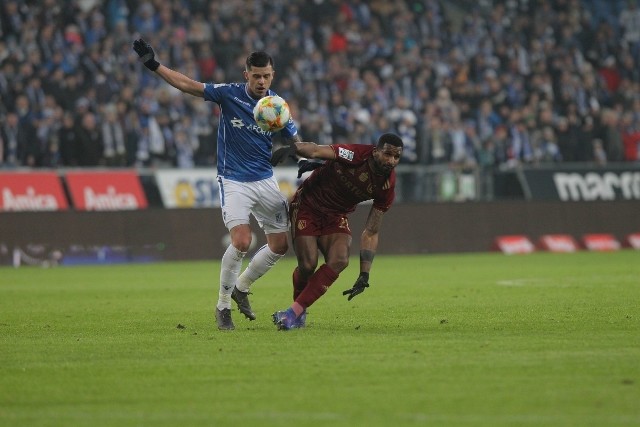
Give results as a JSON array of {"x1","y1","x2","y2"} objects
[{"x1": 203, "y1": 83, "x2": 298, "y2": 182}]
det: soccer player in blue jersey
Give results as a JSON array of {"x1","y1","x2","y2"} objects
[{"x1": 133, "y1": 38, "x2": 301, "y2": 330}]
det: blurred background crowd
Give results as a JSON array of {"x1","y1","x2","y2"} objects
[{"x1": 1, "y1": 0, "x2": 640, "y2": 171}]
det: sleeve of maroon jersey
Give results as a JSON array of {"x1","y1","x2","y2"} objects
[{"x1": 329, "y1": 144, "x2": 373, "y2": 165}]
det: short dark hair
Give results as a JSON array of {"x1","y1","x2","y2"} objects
[
  {"x1": 376, "y1": 133, "x2": 404, "y2": 148},
  {"x1": 246, "y1": 51, "x2": 274, "y2": 69}
]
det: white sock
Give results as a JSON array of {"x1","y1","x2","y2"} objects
[
  {"x1": 217, "y1": 244, "x2": 246, "y2": 310},
  {"x1": 236, "y1": 244, "x2": 284, "y2": 293}
]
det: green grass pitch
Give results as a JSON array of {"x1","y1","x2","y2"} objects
[{"x1": 1, "y1": 251, "x2": 639, "y2": 427}]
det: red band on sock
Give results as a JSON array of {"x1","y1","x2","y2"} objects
[{"x1": 295, "y1": 264, "x2": 339, "y2": 309}]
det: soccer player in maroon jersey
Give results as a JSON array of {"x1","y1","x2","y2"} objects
[{"x1": 270, "y1": 133, "x2": 404, "y2": 330}]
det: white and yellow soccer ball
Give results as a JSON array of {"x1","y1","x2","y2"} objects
[{"x1": 253, "y1": 95, "x2": 291, "y2": 132}]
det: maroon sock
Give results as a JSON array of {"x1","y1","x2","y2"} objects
[
  {"x1": 295, "y1": 264, "x2": 339, "y2": 309},
  {"x1": 292, "y1": 267, "x2": 308, "y2": 301}
]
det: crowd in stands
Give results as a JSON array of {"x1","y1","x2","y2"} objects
[{"x1": 1, "y1": 0, "x2": 640, "y2": 171}]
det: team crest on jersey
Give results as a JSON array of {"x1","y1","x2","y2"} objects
[
  {"x1": 338, "y1": 147, "x2": 354, "y2": 161},
  {"x1": 359, "y1": 172, "x2": 368, "y2": 182},
  {"x1": 297, "y1": 220, "x2": 307, "y2": 230}
]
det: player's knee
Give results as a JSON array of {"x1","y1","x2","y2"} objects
[
  {"x1": 299, "y1": 260, "x2": 317, "y2": 277},
  {"x1": 266, "y1": 231, "x2": 289, "y2": 255},
  {"x1": 230, "y1": 224, "x2": 252, "y2": 251},
  {"x1": 269, "y1": 240, "x2": 288, "y2": 255},
  {"x1": 328, "y1": 257, "x2": 349, "y2": 274},
  {"x1": 231, "y1": 236, "x2": 252, "y2": 252}
]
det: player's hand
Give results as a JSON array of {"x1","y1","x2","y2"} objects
[
  {"x1": 297, "y1": 159, "x2": 322, "y2": 178},
  {"x1": 343, "y1": 272, "x2": 370, "y2": 301},
  {"x1": 270, "y1": 144, "x2": 295, "y2": 166},
  {"x1": 133, "y1": 38, "x2": 160, "y2": 71}
]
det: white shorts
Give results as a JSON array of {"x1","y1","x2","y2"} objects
[{"x1": 216, "y1": 176, "x2": 289, "y2": 234}]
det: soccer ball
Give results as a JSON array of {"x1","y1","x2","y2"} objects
[{"x1": 253, "y1": 95, "x2": 291, "y2": 132}]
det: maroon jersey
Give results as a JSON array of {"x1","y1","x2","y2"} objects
[{"x1": 294, "y1": 144, "x2": 396, "y2": 215}]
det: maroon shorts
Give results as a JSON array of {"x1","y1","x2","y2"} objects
[{"x1": 289, "y1": 199, "x2": 351, "y2": 239}]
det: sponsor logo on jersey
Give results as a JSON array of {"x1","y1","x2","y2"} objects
[
  {"x1": 230, "y1": 117, "x2": 272, "y2": 136},
  {"x1": 338, "y1": 217, "x2": 350, "y2": 231},
  {"x1": 248, "y1": 123, "x2": 272, "y2": 135},
  {"x1": 338, "y1": 147, "x2": 355, "y2": 161},
  {"x1": 233, "y1": 96, "x2": 253, "y2": 108},
  {"x1": 338, "y1": 174, "x2": 370, "y2": 200}
]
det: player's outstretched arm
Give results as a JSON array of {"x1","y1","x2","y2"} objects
[
  {"x1": 132, "y1": 38, "x2": 204, "y2": 98},
  {"x1": 270, "y1": 141, "x2": 335, "y2": 166},
  {"x1": 296, "y1": 142, "x2": 335, "y2": 160},
  {"x1": 342, "y1": 207, "x2": 385, "y2": 301}
]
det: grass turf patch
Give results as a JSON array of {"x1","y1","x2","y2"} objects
[{"x1": 0, "y1": 251, "x2": 638, "y2": 426}]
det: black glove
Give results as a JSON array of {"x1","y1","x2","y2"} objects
[
  {"x1": 343, "y1": 272, "x2": 370, "y2": 301},
  {"x1": 297, "y1": 159, "x2": 322, "y2": 178},
  {"x1": 270, "y1": 144, "x2": 295, "y2": 166},
  {"x1": 133, "y1": 38, "x2": 160, "y2": 71}
]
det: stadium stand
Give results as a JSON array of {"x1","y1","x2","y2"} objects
[{"x1": 1, "y1": 0, "x2": 640, "y2": 172}]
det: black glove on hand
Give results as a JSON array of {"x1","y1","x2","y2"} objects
[
  {"x1": 343, "y1": 272, "x2": 370, "y2": 301},
  {"x1": 297, "y1": 159, "x2": 322, "y2": 178},
  {"x1": 270, "y1": 144, "x2": 295, "y2": 166},
  {"x1": 133, "y1": 38, "x2": 160, "y2": 71}
]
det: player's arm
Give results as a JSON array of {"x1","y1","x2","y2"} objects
[
  {"x1": 294, "y1": 142, "x2": 335, "y2": 160},
  {"x1": 359, "y1": 207, "x2": 384, "y2": 273},
  {"x1": 133, "y1": 38, "x2": 204, "y2": 98},
  {"x1": 343, "y1": 207, "x2": 385, "y2": 301},
  {"x1": 155, "y1": 66, "x2": 204, "y2": 97},
  {"x1": 270, "y1": 141, "x2": 335, "y2": 166}
]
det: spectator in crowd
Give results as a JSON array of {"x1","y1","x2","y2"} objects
[
  {"x1": 599, "y1": 108, "x2": 625, "y2": 162},
  {"x1": 556, "y1": 116, "x2": 580, "y2": 162},
  {"x1": 420, "y1": 114, "x2": 451, "y2": 164},
  {"x1": 449, "y1": 118, "x2": 477, "y2": 168},
  {"x1": 621, "y1": 110, "x2": 640, "y2": 161},
  {"x1": 10, "y1": 95, "x2": 40, "y2": 167},
  {"x1": 101, "y1": 103, "x2": 127, "y2": 166},
  {"x1": 1, "y1": 113, "x2": 26, "y2": 167},
  {"x1": 76, "y1": 112, "x2": 104, "y2": 167},
  {"x1": 57, "y1": 112, "x2": 79, "y2": 167}
]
